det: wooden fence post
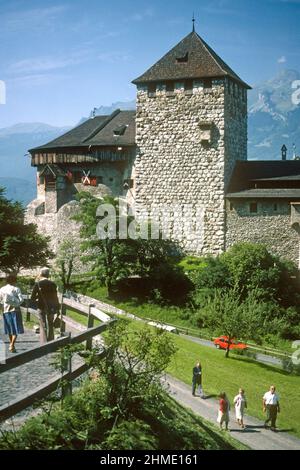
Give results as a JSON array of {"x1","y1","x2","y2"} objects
[
  {"x1": 61, "y1": 332, "x2": 72, "y2": 399},
  {"x1": 26, "y1": 290, "x2": 31, "y2": 322},
  {"x1": 60, "y1": 302, "x2": 66, "y2": 336},
  {"x1": 86, "y1": 304, "x2": 95, "y2": 350}
]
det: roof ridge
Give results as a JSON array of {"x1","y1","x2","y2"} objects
[
  {"x1": 195, "y1": 32, "x2": 229, "y2": 78},
  {"x1": 81, "y1": 109, "x2": 121, "y2": 143}
]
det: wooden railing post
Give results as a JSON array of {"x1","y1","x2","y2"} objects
[
  {"x1": 26, "y1": 291, "x2": 31, "y2": 322},
  {"x1": 60, "y1": 302, "x2": 66, "y2": 336},
  {"x1": 61, "y1": 332, "x2": 72, "y2": 399},
  {"x1": 86, "y1": 304, "x2": 95, "y2": 350}
]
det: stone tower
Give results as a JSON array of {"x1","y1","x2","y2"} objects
[{"x1": 132, "y1": 30, "x2": 250, "y2": 254}]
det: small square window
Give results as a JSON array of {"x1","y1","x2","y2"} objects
[
  {"x1": 109, "y1": 177, "x2": 114, "y2": 182},
  {"x1": 185, "y1": 80, "x2": 193, "y2": 91},
  {"x1": 148, "y1": 83, "x2": 156, "y2": 96},
  {"x1": 203, "y1": 79, "x2": 212, "y2": 89},
  {"x1": 166, "y1": 81, "x2": 174, "y2": 92},
  {"x1": 250, "y1": 202, "x2": 258, "y2": 214}
]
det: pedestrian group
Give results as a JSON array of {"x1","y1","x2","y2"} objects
[
  {"x1": 191, "y1": 361, "x2": 281, "y2": 432},
  {"x1": 0, "y1": 268, "x2": 60, "y2": 353}
]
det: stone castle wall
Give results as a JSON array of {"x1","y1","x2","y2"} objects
[
  {"x1": 226, "y1": 199, "x2": 300, "y2": 265},
  {"x1": 224, "y1": 80, "x2": 248, "y2": 188},
  {"x1": 134, "y1": 79, "x2": 247, "y2": 255}
]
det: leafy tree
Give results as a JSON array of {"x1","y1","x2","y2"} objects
[
  {"x1": 54, "y1": 236, "x2": 82, "y2": 292},
  {"x1": 90, "y1": 320, "x2": 177, "y2": 425},
  {"x1": 221, "y1": 242, "x2": 300, "y2": 306},
  {"x1": 0, "y1": 187, "x2": 53, "y2": 273},
  {"x1": 189, "y1": 256, "x2": 230, "y2": 290},
  {"x1": 202, "y1": 288, "x2": 262, "y2": 357},
  {"x1": 221, "y1": 243, "x2": 280, "y2": 297},
  {"x1": 73, "y1": 192, "x2": 181, "y2": 297}
]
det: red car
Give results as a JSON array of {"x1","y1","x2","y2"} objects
[{"x1": 213, "y1": 336, "x2": 247, "y2": 351}]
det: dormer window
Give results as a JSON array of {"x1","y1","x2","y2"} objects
[
  {"x1": 176, "y1": 52, "x2": 189, "y2": 63},
  {"x1": 113, "y1": 124, "x2": 127, "y2": 136}
]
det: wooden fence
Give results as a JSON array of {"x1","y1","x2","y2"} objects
[{"x1": 0, "y1": 297, "x2": 115, "y2": 422}]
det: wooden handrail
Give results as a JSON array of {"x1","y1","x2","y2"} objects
[
  {"x1": 0, "y1": 350, "x2": 107, "y2": 422},
  {"x1": 0, "y1": 321, "x2": 114, "y2": 375}
]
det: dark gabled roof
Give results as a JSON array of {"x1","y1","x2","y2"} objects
[
  {"x1": 227, "y1": 188, "x2": 300, "y2": 199},
  {"x1": 228, "y1": 161, "x2": 300, "y2": 193},
  {"x1": 132, "y1": 31, "x2": 251, "y2": 89},
  {"x1": 29, "y1": 110, "x2": 136, "y2": 153}
]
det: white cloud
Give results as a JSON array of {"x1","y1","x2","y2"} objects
[
  {"x1": 8, "y1": 73, "x2": 69, "y2": 88},
  {"x1": 9, "y1": 48, "x2": 92, "y2": 74},
  {"x1": 97, "y1": 52, "x2": 132, "y2": 63},
  {"x1": 125, "y1": 8, "x2": 154, "y2": 23},
  {"x1": 10, "y1": 56, "x2": 86, "y2": 74},
  {"x1": 1, "y1": 5, "x2": 67, "y2": 33},
  {"x1": 278, "y1": 55, "x2": 287, "y2": 63}
]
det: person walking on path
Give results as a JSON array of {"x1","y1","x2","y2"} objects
[
  {"x1": 31, "y1": 267, "x2": 59, "y2": 344},
  {"x1": 263, "y1": 385, "x2": 280, "y2": 431},
  {"x1": 0, "y1": 274, "x2": 24, "y2": 353},
  {"x1": 192, "y1": 361, "x2": 203, "y2": 397},
  {"x1": 233, "y1": 388, "x2": 247, "y2": 429},
  {"x1": 217, "y1": 392, "x2": 230, "y2": 431}
]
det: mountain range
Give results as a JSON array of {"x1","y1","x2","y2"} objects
[{"x1": 0, "y1": 69, "x2": 299, "y2": 205}]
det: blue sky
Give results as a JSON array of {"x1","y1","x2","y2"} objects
[{"x1": 0, "y1": 0, "x2": 299, "y2": 128}]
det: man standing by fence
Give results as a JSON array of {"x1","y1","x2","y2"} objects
[{"x1": 31, "y1": 267, "x2": 59, "y2": 343}]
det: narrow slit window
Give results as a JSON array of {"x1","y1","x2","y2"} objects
[{"x1": 250, "y1": 202, "x2": 258, "y2": 214}]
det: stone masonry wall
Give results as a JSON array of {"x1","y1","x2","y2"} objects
[
  {"x1": 226, "y1": 200, "x2": 300, "y2": 266},
  {"x1": 224, "y1": 79, "x2": 248, "y2": 189},
  {"x1": 134, "y1": 80, "x2": 247, "y2": 255}
]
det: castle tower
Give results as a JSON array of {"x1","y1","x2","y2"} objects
[{"x1": 132, "y1": 30, "x2": 250, "y2": 254}]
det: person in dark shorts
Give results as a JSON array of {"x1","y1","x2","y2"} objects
[{"x1": 31, "y1": 267, "x2": 59, "y2": 343}]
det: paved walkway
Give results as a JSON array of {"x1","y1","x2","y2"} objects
[
  {"x1": 165, "y1": 375, "x2": 300, "y2": 450},
  {"x1": 0, "y1": 319, "x2": 84, "y2": 429}
]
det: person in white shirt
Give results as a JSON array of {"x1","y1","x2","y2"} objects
[
  {"x1": 234, "y1": 388, "x2": 247, "y2": 429},
  {"x1": 263, "y1": 385, "x2": 280, "y2": 431},
  {"x1": 0, "y1": 274, "x2": 24, "y2": 353}
]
